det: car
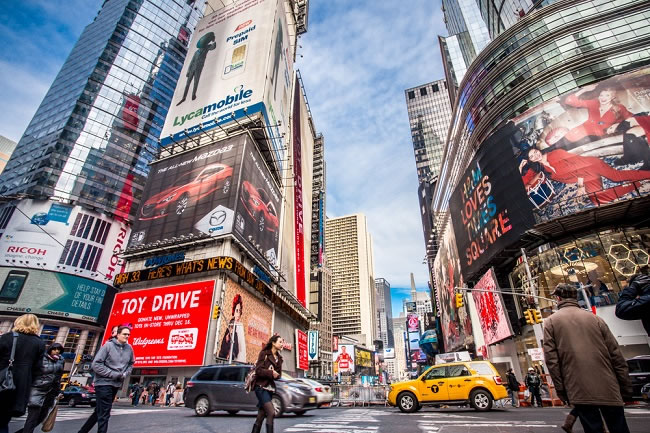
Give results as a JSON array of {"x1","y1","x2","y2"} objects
[
  {"x1": 387, "y1": 361, "x2": 508, "y2": 412},
  {"x1": 626, "y1": 355, "x2": 650, "y2": 399},
  {"x1": 641, "y1": 383, "x2": 650, "y2": 401},
  {"x1": 60, "y1": 386, "x2": 96, "y2": 407},
  {"x1": 184, "y1": 364, "x2": 317, "y2": 417},
  {"x1": 139, "y1": 163, "x2": 233, "y2": 220},
  {"x1": 293, "y1": 378, "x2": 334, "y2": 407},
  {"x1": 239, "y1": 181, "x2": 279, "y2": 238}
]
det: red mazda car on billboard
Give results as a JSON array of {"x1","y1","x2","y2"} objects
[
  {"x1": 239, "y1": 181, "x2": 279, "y2": 239},
  {"x1": 140, "y1": 163, "x2": 233, "y2": 220}
]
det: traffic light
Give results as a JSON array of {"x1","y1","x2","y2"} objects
[
  {"x1": 455, "y1": 293, "x2": 464, "y2": 309},
  {"x1": 212, "y1": 304, "x2": 220, "y2": 320},
  {"x1": 524, "y1": 309, "x2": 534, "y2": 325},
  {"x1": 533, "y1": 309, "x2": 543, "y2": 324}
]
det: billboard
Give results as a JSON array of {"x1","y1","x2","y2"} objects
[
  {"x1": 471, "y1": 268, "x2": 513, "y2": 345},
  {"x1": 296, "y1": 329, "x2": 308, "y2": 370},
  {"x1": 383, "y1": 348, "x2": 395, "y2": 359},
  {"x1": 130, "y1": 134, "x2": 281, "y2": 269},
  {"x1": 334, "y1": 344, "x2": 355, "y2": 373},
  {"x1": 104, "y1": 280, "x2": 214, "y2": 367},
  {"x1": 0, "y1": 267, "x2": 109, "y2": 323},
  {"x1": 161, "y1": 0, "x2": 292, "y2": 168},
  {"x1": 0, "y1": 199, "x2": 130, "y2": 284},
  {"x1": 307, "y1": 330, "x2": 319, "y2": 361},
  {"x1": 432, "y1": 224, "x2": 473, "y2": 352},
  {"x1": 355, "y1": 347, "x2": 372, "y2": 368},
  {"x1": 407, "y1": 331, "x2": 420, "y2": 351},
  {"x1": 292, "y1": 80, "x2": 306, "y2": 307},
  {"x1": 215, "y1": 278, "x2": 272, "y2": 364}
]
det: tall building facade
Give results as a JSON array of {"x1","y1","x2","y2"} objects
[
  {"x1": 374, "y1": 277, "x2": 394, "y2": 350},
  {"x1": 325, "y1": 214, "x2": 376, "y2": 349},
  {"x1": 0, "y1": 135, "x2": 17, "y2": 175},
  {"x1": 391, "y1": 316, "x2": 408, "y2": 381}
]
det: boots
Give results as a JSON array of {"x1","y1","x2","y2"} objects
[
  {"x1": 561, "y1": 413, "x2": 577, "y2": 433},
  {"x1": 265, "y1": 423, "x2": 273, "y2": 433},
  {"x1": 251, "y1": 422, "x2": 262, "y2": 433}
]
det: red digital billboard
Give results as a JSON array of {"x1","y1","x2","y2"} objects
[
  {"x1": 296, "y1": 329, "x2": 308, "y2": 370},
  {"x1": 104, "y1": 280, "x2": 215, "y2": 367}
]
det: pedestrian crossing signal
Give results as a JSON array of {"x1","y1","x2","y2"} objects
[
  {"x1": 533, "y1": 309, "x2": 543, "y2": 324},
  {"x1": 524, "y1": 309, "x2": 534, "y2": 325},
  {"x1": 455, "y1": 293, "x2": 464, "y2": 309},
  {"x1": 212, "y1": 304, "x2": 220, "y2": 320}
]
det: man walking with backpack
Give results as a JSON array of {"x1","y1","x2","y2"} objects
[{"x1": 525, "y1": 367, "x2": 543, "y2": 407}]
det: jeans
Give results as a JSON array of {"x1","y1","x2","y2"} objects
[
  {"x1": 78, "y1": 385, "x2": 119, "y2": 433},
  {"x1": 574, "y1": 405, "x2": 630, "y2": 433},
  {"x1": 529, "y1": 386, "x2": 542, "y2": 407},
  {"x1": 507, "y1": 389, "x2": 518, "y2": 407}
]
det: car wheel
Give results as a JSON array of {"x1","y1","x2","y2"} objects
[
  {"x1": 194, "y1": 396, "x2": 211, "y2": 417},
  {"x1": 271, "y1": 395, "x2": 283, "y2": 417},
  {"x1": 258, "y1": 212, "x2": 265, "y2": 232},
  {"x1": 294, "y1": 410, "x2": 306, "y2": 416},
  {"x1": 175, "y1": 193, "x2": 190, "y2": 215},
  {"x1": 397, "y1": 392, "x2": 418, "y2": 413},
  {"x1": 227, "y1": 410, "x2": 239, "y2": 415},
  {"x1": 470, "y1": 389, "x2": 493, "y2": 411},
  {"x1": 68, "y1": 397, "x2": 77, "y2": 408},
  {"x1": 222, "y1": 177, "x2": 232, "y2": 195}
]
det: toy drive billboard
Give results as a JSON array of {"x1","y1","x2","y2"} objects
[
  {"x1": 161, "y1": 0, "x2": 293, "y2": 168},
  {"x1": 129, "y1": 134, "x2": 281, "y2": 269},
  {"x1": 471, "y1": 268, "x2": 513, "y2": 345},
  {"x1": 104, "y1": 281, "x2": 214, "y2": 367},
  {"x1": 215, "y1": 278, "x2": 272, "y2": 364},
  {"x1": 0, "y1": 199, "x2": 130, "y2": 284}
]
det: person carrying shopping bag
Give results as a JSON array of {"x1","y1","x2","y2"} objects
[{"x1": 250, "y1": 335, "x2": 284, "y2": 433}]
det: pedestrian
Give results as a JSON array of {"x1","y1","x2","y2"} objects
[
  {"x1": 158, "y1": 386, "x2": 166, "y2": 407},
  {"x1": 151, "y1": 382, "x2": 160, "y2": 405},
  {"x1": 0, "y1": 314, "x2": 45, "y2": 433},
  {"x1": 165, "y1": 381, "x2": 175, "y2": 406},
  {"x1": 505, "y1": 368, "x2": 520, "y2": 407},
  {"x1": 171, "y1": 383, "x2": 184, "y2": 407},
  {"x1": 250, "y1": 335, "x2": 284, "y2": 433},
  {"x1": 525, "y1": 367, "x2": 543, "y2": 407},
  {"x1": 615, "y1": 268, "x2": 650, "y2": 335},
  {"x1": 140, "y1": 389, "x2": 148, "y2": 405},
  {"x1": 543, "y1": 283, "x2": 632, "y2": 433},
  {"x1": 77, "y1": 326, "x2": 134, "y2": 433},
  {"x1": 15, "y1": 343, "x2": 65, "y2": 433},
  {"x1": 130, "y1": 383, "x2": 142, "y2": 406}
]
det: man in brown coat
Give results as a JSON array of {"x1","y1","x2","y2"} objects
[{"x1": 543, "y1": 283, "x2": 632, "y2": 433}]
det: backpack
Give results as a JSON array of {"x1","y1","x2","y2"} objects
[{"x1": 245, "y1": 354, "x2": 267, "y2": 393}]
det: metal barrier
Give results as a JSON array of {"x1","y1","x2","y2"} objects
[{"x1": 331, "y1": 385, "x2": 390, "y2": 407}]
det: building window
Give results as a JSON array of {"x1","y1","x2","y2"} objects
[
  {"x1": 408, "y1": 91, "x2": 415, "y2": 99},
  {"x1": 64, "y1": 328, "x2": 82, "y2": 352},
  {"x1": 420, "y1": 87, "x2": 427, "y2": 96},
  {"x1": 432, "y1": 83, "x2": 440, "y2": 92},
  {"x1": 83, "y1": 331, "x2": 97, "y2": 355},
  {"x1": 40, "y1": 325, "x2": 59, "y2": 345}
]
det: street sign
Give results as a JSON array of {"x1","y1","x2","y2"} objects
[
  {"x1": 528, "y1": 348, "x2": 544, "y2": 361},
  {"x1": 308, "y1": 330, "x2": 319, "y2": 361}
]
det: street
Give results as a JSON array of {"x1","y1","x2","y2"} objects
[{"x1": 10, "y1": 403, "x2": 650, "y2": 433}]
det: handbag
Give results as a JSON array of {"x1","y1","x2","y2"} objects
[
  {"x1": 0, "y1": 332, "x2": 18, "y2": 393},
  {"x1": 41, "y1": 401, "x2": 59, "y2": 432},
  {"x1": 244, "y1": 354, "x2": 267, "y2": 393}
]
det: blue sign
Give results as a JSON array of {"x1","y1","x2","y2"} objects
[
  {"x1": 144, "y1": 251, "x2": 186, "y2": 268},
  {"x1": 48, "y1": 203, "x2": 73, "y2": 224},
  {"x1": 253, "y1": 265, "x2": 271, "y2": 284}
]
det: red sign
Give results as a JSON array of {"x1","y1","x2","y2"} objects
[
  {"x1": 292, "y1": 81, "x2": 306, "y2": 307},
  {"x1": 104, "y1": 280, "x2": 214, "y2": 367},
  {"x1": 296, "y1": 329, "x2": 308, "y2": 370},
  {"x1": 407, "y1": 314, "x2": 419, "y2": 332},
  {"x1": 332, "y1": 336, "x2": 339, "y2": 352}
]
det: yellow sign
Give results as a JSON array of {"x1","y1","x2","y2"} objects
[{"x1": 355, "y1": 348, "x2": 372, "y2": 368}]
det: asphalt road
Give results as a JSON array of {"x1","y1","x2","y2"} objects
[{"x1": 8, "y1": 402, "x2": 650, "y2": 432}]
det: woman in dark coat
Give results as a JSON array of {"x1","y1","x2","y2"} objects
[
  {"x1": 250, "y1": 335, "x2": 284, "y2": 433},
  {"x1": 16, "y1": 342, "x2": 65, "y2": 433},
  {"x1": 0, "y1": 314, "x2": 45, "y2": 433}
]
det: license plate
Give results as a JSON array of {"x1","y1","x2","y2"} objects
[{"x1": 309, "y1": 397, "x2": 316, "y2": 403}]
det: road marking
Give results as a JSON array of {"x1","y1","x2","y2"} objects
[
  {"x1": 10, "y1": 407, "x2": 178, "y2": 423},
  {"x1": 284, "y1": 408, "x2": 382, "y2": 432}
]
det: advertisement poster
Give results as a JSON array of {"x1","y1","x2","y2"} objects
[
  {"x1": 104, "y1": 280, "x2": 214, "y2": 367},
  {"x1": 215, "y1": 278, "x2": 272, "y2": 364},
  {"x1": 332, "y1": 335, "x2": 338, "y2": 352},
  {"x1": 471, "y1": 268, "x2": 513, "y2": 345},
  {"x1": 407, "y1": 313, "x2": 419, "y2": 332},
  {"x1": 130, "y1": 134, "x2": 281, "y2": 269},
  {"x1": 296, "y1": 329, "x2": 308, "y2": 370},
  {"x1": 160, "y1": 0, "x2": 291, "y2": 168},
  {"x1": 307, "y1": 330, "x2": 319, "y2": 361},
  {"x1": 0, "y1": 267, "x2": 109, "y2": 323},
  {"x1": 432, "y1": 223, "x2": 473, "y2": 352},
  {"x1": 0, "y1": 199, "x2": 130, "y2": 285},
  {"x1": 334, "y1": 344, "x2": 355, "y2": 373},
  {"x1": 383, "y1": 348, "x2": 395, "y2": 359},
  {"x1": 355, "y1": 347, "x2": 372, "y2": 368},
  {"x1": 407, "y1": 331, "x2": 420, "y2": 351},
  {"x1": 292, "y1": 80, "x2": 306, "y2": 307}
]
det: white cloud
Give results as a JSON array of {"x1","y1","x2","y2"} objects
[{"x1": 297, "y1": 0, "x2": 446, "y2": 288}]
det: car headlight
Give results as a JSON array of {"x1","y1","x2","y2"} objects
[{"x1": 160, "y1": 193, "x2": 177, "y2": 203}]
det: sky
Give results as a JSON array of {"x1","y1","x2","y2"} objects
[{"x1": 0, "y1": 0, "x2": 447, "y2": 319}]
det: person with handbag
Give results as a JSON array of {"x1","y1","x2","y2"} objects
[
  {"x1": 0, "y1": 314, "x2": 45, "y2": 433},
  {"x1": 250, "y1": 335, "x2": 284, "y2": 433},
  {"x1": 15, "y1": 342, "x2": 65, "y2": 433}
]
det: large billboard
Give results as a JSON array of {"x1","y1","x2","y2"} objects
[
  {"x1": 471, "y1": 268, "x2": 513, "y2": 345},
  {"x1": 334, "y1": 344, "x2": 355, "y2": 374},
  {"x1": 130, "y1": 134, "x2": 281, "y2": 269},
  {"x1": 0, "y1": 199, "x2": 130, "y2": 284},
  {"x1": 0, "y1": 267, "x2": 110, "y2": 323},
  {"x1": 161, "y1": 0, "x2": 292, "y2": 168},
  {"x1": 215, "y1": 278, "x2": 272, "y2": 364},
  {"x1": 292, "y1": 80, "x2": 306, "y2": 307},
  {"x1": 432, "y1": 224, "x2": 473, "y2": 352},
  {"x1": 104, "y1": 280, "x2": 215, "y2": 367}
]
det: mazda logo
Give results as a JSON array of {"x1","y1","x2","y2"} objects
[{"x1": 209, "y1": 210, "x2": 227, "y2": 226}]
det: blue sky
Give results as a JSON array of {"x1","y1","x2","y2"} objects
[{"x1": 0, "y1": 0, "x2": 446, "y2": 318}]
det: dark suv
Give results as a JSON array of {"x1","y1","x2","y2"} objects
[
  {"x1": 626, "y1": 355, "x2": 650, "y2": 399},
  {"x1": 185, "y1": 364, "x2": 317, "y2": 417}
]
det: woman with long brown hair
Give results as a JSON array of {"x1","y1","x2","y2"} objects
[{"x1": 250, "y1": 335, "x2": 284, "y2": 433}]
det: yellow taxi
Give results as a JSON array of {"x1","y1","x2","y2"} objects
[{"x1": 387, "y1": 361, "x2": 508, "y2": 412}]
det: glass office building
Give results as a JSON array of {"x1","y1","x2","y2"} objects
[{"x1": 0, "y1": 0, "x2": 205, "y2": 221}]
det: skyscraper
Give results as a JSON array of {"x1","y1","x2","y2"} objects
[
  {"x1": 325, "y1": 214, "x2": 376, "y2": 349},
  {"x1": 374, "y1": 277, "x2": 394, "y2": 349},
  {"x1": 0, "y1": 135, "x2": 17, "y2": 175}
]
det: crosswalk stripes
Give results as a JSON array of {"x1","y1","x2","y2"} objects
[
  {"x1": 10, "y1": 406, "x2": 179, "y2": 424},
  {"x1": 284, "y1": 408, "x2": 383, "y2": 432}
]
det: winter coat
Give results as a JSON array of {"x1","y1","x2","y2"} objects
[
  {"x1": 543, "y1": 299, "x2": 632, "y2": 406},
  {"x1": 506, "y1": 372, "x2": 520, "y2": 392},
  {"x1": 28, "y1": 353, "x2": 65, "y2": 408},
  {"x1": 615, "y1": 273, "x2": 650, "y2": 335},
  {"x1": 92, "y1": 338, "x2": 134, "y2": 387},
  {"x1": 525, "y1": 372, "x2": 541, "y2": 389},
  {"x1": 254, "y1": 349, "x2": 283, "y2": 389},
  {"x1": 0, "y1": 331, "x2": 45, "y2": 416}
]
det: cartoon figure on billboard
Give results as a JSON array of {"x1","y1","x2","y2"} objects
[
  {"x1": 217, "y1": 293, "x2": 246, "y2": 362},
  {"x1": 176, "y1": 32, "x2": 216, "y2": 105},
  {"x1": 334, "y1": 345, "x2": 354, "y2": 373}
]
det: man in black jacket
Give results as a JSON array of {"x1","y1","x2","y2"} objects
[
  {"x1": 506, "y1": 369, "x2": 520, "y2": 407},
  {"x1": 615, "y1": 270, "x2": 650, "y2": 335}
]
